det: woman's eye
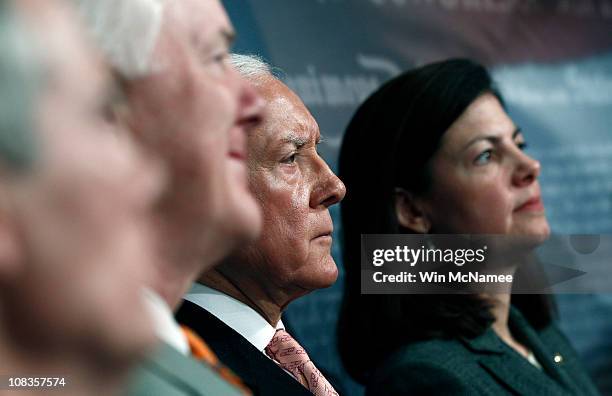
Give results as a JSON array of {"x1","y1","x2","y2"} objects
[
  {"x1": 474, "y1": 150, "x2": 492, "y2": 165},
  {"x1": 516, "y1": 141, "x2": 528, "y2": 151}
]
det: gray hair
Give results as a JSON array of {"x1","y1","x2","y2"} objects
[
  {"x1": 73, "y1": 0, "x2": 166, "y2": 78},
  {"x1": 0, "y1": 2, "x2": 40, "y2": 171},
  {"x1": 229, "y1": 53, "x2": 276, "y2": 82}
]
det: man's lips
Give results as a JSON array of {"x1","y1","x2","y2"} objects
[
  {"x1": 228, "y1": 150, "x2": 246, "y2": 161},
  {"x1": 515, "y1": 196, "x2": 544, "y2": 212},
  {"x1": 313, "y1": 229, "x2": 333, "y2": 240},
  {"x1": 228, "y1": 123, "x2": 249, "y2": 161}
]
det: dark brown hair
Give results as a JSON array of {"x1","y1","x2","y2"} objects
[{"x1": 336, "y1": 58, "x2": 555, "y2": 384}]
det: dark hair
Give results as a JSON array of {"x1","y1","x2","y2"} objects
[{"x1": 336, "y1": 59, "x2": 555, "y2": 384}]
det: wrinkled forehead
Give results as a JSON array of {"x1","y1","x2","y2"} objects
[
  {"x1": 165, "y1": 0, "x2": 232, "y2": 43},
  {"x1": 16, "y1": 0, "x2": 107, "y2": 94},
  {"x1": 255, "y1": 78, "x2": 320, "y2": 147}
]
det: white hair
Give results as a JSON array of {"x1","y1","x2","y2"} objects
[
  {"x1": 0, "y1": 2, "x2": 40, "y2": 170},
  {"x1": 229, "y1": 53, "x2": 275, "y2": 82},
  {"x1": 74, "y1": 0, "x2": 166, "y2": 78}
]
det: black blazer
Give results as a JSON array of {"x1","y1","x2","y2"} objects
[
  {"x1": 366, "y1": 307, "x2": 601, "y2": 396},
  {"x1": 176, "y1": 299, "x2": 312, "y2": 396}
]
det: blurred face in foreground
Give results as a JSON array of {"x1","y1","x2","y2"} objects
[
  {"x1": 123, "y1": 0, "x2": 264, "y2": 268},
  {"x1": 1, "y1": 0, "x2": 162, "y2": 375}
]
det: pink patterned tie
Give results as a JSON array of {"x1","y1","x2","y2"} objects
[{"x1": 265, "y1": 329, "x2": 339, "y2": 396}]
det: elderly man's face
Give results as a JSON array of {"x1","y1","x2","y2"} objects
[
  {"x1": 238, "y1": 77, "x2": 346, "y2": 293},
  {"x1": 124, "y1": 0, "x2": 263, "y2": 266},
  {"x1": 4, "y1": 0, "x2": 161, "y2": 367}
]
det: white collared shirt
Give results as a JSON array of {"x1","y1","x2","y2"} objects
[
  {"x1": 142, "y1": 288, "x2": 190, "y2": 355},
  {"x1": 184, "y1": 283, "x2": 284, "y2": 353}
]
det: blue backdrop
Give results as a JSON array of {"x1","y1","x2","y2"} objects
[{"x1": 223, "y1": 1, "x2": 612, "y2": 394}]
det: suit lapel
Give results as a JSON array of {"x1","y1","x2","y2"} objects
[
  {"x1": 176, "y1": 299, "x2": 312, "y2": 396},
  {"x1": 508, "y1": 307, "x2": 583, "y2": 395},
  {"x1": 144, "y1": 342, "x2": 244, "y2": 396},
  {"x1": 476, "y1": 350, "x2": 571, "y2": 396},
  {"x1": 461, "y1": 324, "x2": 572, "y2": 396}
]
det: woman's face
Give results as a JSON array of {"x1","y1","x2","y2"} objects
[{"x1": 419, "y1": 93, "x2": 549, "y2": 242}]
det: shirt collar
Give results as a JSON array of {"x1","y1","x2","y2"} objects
[
  {"x1": 142, "y1": 288, "x2": 190, "y2": 356},
  {"x1": 185, "y1": 283, "x2": 284, "y2": 352}
]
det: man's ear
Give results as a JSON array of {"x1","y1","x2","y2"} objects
[
  {"x1": 394, "y1": 188, "x2": 431, "y2": 233},
  {"x1": 0, "y1": 186, "x2": 22, "y2": 283},
  {"x1": 110, "y1": 94, "x2": 138, "y2": 139}
]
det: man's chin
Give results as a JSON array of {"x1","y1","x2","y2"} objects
[
  {"x1": 219, "y1": 191, "x2": 262, "y2": 243},
  {"x1": 232, "y1": 199, "x2": 262, "y2": 243},
  {"x1": 300, "y1": 256, "x2": 339, "y2": 290},
  {"x1": 322, "y1": 269, "x2": 339, "y2": 288}
]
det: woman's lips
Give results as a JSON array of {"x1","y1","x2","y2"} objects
[{"x1": 515, "y1": 196, "x2": 544, "y2": 212}]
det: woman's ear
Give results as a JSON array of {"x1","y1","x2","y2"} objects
[{"x1": 394, "y1": 188, "x2": 431, "y2": 233}]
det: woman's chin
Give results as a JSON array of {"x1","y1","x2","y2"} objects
[{"x1": 509, "y1": 220, "x2": 551, "y2": 249}]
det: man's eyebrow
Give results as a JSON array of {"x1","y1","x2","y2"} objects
[
  {"x1": 281, "y1": 133, "x2": 310, "y2": 148},
  {"x1": 460, "y1": 127, "x2": 522, "y2": 152},
  {"x1": 105, "y1": 80, "x2": 126, "y2": 107},
  {"x1": 221, "y1": 28, "x2": 236, "y2": 47}
]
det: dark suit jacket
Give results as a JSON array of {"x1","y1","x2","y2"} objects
[
  {"x1": 366, "y1": 307, "x2": 601, "y2": 396},
  {"x1": 125, "y1": 342, "x2": 244, "y2": 396},
  {"x1": 176, "y1": 299, "x2": 312, "y2": 396}
]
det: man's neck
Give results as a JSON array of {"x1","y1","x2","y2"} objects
[
  {"x1": 150, "y1": 222, "x2": 214, "y2": 310},
  {"x1": 198, "y1": 270, "x2": 284, "y2": 326},
  {"x1": 149, "y1": 259, "x2": 200, "y2": 310}
]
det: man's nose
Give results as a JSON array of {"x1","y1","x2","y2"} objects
[
  {"x1": 310, "y1": 159, "x2": 346, "y2": 209},
  {"x1": 235, "y1": 68, "x2": 264, "y2": 129}
]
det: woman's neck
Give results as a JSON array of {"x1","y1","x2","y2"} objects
[
  {"x1": 486, "y1": 293, "x2": 531, "y2": 359},
  {"x1": 488, "y1": 293, "x2": 511, "y2": 341}
]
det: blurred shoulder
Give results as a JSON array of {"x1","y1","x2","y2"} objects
[{"x1": 126, "y1": 343, "x2": 244, "y2": 396}]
